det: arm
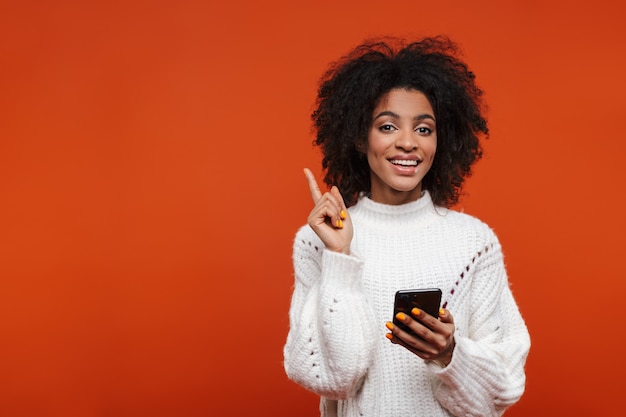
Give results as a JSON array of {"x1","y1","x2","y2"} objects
[
  {"x1": 431, "y1": 239, "x2": 531, "y2": 417},
  {"x1": 283, "y1": 227, "x2": 377, "y2": 399}
]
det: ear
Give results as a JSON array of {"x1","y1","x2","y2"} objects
[{"x1": 355, "y1": 140, "x2": 367, "y2": 154}]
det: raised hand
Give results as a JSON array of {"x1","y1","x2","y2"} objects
[{"x1": 303, "y1": 168, "x2": 353, "y2": 255}]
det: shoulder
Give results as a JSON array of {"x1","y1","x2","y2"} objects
[
  {"x1": 445, "y1": 209, "x2": 493, "y2": 230},
  {"x1": 435, "y1": 208, "x2": 501, "y2": 246}
]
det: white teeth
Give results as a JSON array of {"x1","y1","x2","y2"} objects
[{"x1": 390, "y1": 159, "x2": 418, "y2": 166}]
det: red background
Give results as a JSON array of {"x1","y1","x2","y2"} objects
[{"x1": 1, "y1": 1, "x2": 625, "y2": 416}]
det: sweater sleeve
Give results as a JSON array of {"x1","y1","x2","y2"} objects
[
  {"x1": 430, "y1": 237, "x2": 531, "y2": 417},
  {"x1": 283, "y1": 226, "x2": 378, "y2": 399}
]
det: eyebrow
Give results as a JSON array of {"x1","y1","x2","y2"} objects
[{"x1": 373, "y1": 111, "x2": 436, "y2": 122}]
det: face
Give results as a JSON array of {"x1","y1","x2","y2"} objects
[{"x1": 366, "y1": 88, "x2": 437, "y2": 205}]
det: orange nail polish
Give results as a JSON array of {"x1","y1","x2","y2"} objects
[
  {"x1": 386, "y1": 333, "x2": 393, "y2": 340},
  {"x1": 338, "y1": 219, "x2": 343, "y2": 228},
  {"x1": 396, "y1": 312, "x2": 406, "y2": 321},
  {"x1": 439, "y1": 308, "x2": 445, "y2": 317},
  {"x1": 385, "y1": 322, "x2": 394, "y2": 330},
  {"x1": 412, "y1": 308, "x2": 421, "y2": 316},
  {"x1": 340, "y1": 210, "x2": 347, "y2": 219}
]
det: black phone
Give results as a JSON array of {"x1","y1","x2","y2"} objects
[{"x1": 392, "y1": 288, "x2": 442, "y2": 335}]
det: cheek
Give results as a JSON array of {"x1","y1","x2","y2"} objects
[
  {"x1": 424, "y1": 139, "x2": 437, "y2": 160},
  {"x1": 366, "y1": 135, "x2": 386, "y2": 157}
]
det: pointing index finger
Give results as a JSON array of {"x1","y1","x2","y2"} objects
[{"x1": 303, "y1": 168, "x2": 322, "y2": 203}]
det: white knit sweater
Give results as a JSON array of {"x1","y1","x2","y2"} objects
[{"x1": 284, "y1": 192, "x2": 530, "y2": 417}]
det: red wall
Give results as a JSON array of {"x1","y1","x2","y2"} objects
[{"x1": 1, "y1": 1, "x2": 624, "y2": 416}]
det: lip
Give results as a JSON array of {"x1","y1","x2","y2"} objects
[{"x1": 388, "y1": 154, "x2": 421, "y2": 161}]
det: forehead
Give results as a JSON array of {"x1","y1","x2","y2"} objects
[{"x1": 374, "y1": 88, "x2": 434, "y2": 114}]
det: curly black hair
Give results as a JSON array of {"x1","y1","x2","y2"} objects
[{"x1": 311, "y1": 36, "x2": 489, "y2": 208}]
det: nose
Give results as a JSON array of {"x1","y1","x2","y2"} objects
[{"x1": 395, "y1": 129, "x2": 417, "y2": 152}]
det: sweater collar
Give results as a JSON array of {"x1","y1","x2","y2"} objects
[{"x1": 351, "y1": 190, "x2": 443, "y2": 231}]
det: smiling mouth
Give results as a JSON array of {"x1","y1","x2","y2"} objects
[{"x1": 389, "y1": 159, "x2": 420, "y2": 167}]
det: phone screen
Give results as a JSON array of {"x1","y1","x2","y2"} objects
[{"x1": 392, "y1": 288, "x2": 442, "y2": 335}]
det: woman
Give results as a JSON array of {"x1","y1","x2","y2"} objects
[{"x1": 284, "y1": 36, "x2": 530, "y2": 417}]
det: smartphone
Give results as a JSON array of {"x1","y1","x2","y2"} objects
[{"x1": 392, "y1": 288, "x2": 442, "y2": 335}]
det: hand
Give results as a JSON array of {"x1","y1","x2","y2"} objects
[
  {"x1": 385, "y1": 308, "x2": 456, "y2": 366},
  {"x1": 303, "y1": 168, "x2": 353, "y2": 254}
]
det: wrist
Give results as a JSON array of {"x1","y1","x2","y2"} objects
[
  {"x1": 430, "y1": 359, "x2": 447, "y2": 368},
  {"x1": 432, "y1": 337, "x2": 455, "y2": 367}
]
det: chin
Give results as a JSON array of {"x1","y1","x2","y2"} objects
[{"x1": 391, "y1": 182, "x2": 422, "y2": 193}]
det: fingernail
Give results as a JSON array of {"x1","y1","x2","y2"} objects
[
  {"x1": 386, "y1": 333, "x2": 393, "y2": 340},
  {"x1": 396, "y1": 312, "x2": 406, "y2": 321},
  {"x1": 337, "y1": 219, "x2": 344, "y2": 228},
  {"x1": 439, "y1": 308, "x2": 445, "y2": 317},
  {"x1": 385, "y1": 322, "x2": 394, "y2": 330},
  {"x1": 412, "y1": 308, "x2": 421, "y2": 316},
  {"x1": 340, "y1": 210, "x2": 347, "y2": 219}
]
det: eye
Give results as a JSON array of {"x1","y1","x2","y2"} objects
[
  {"x1": 379, "y1": 124, "x2": 397, "y2": 132},
  {"x1": 416, "y1": 126, "x2": 433, "y2": 135}
]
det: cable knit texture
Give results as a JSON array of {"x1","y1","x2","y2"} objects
[{"x1": 284, "y1": 192, "x2": 530, "y2": 417}]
